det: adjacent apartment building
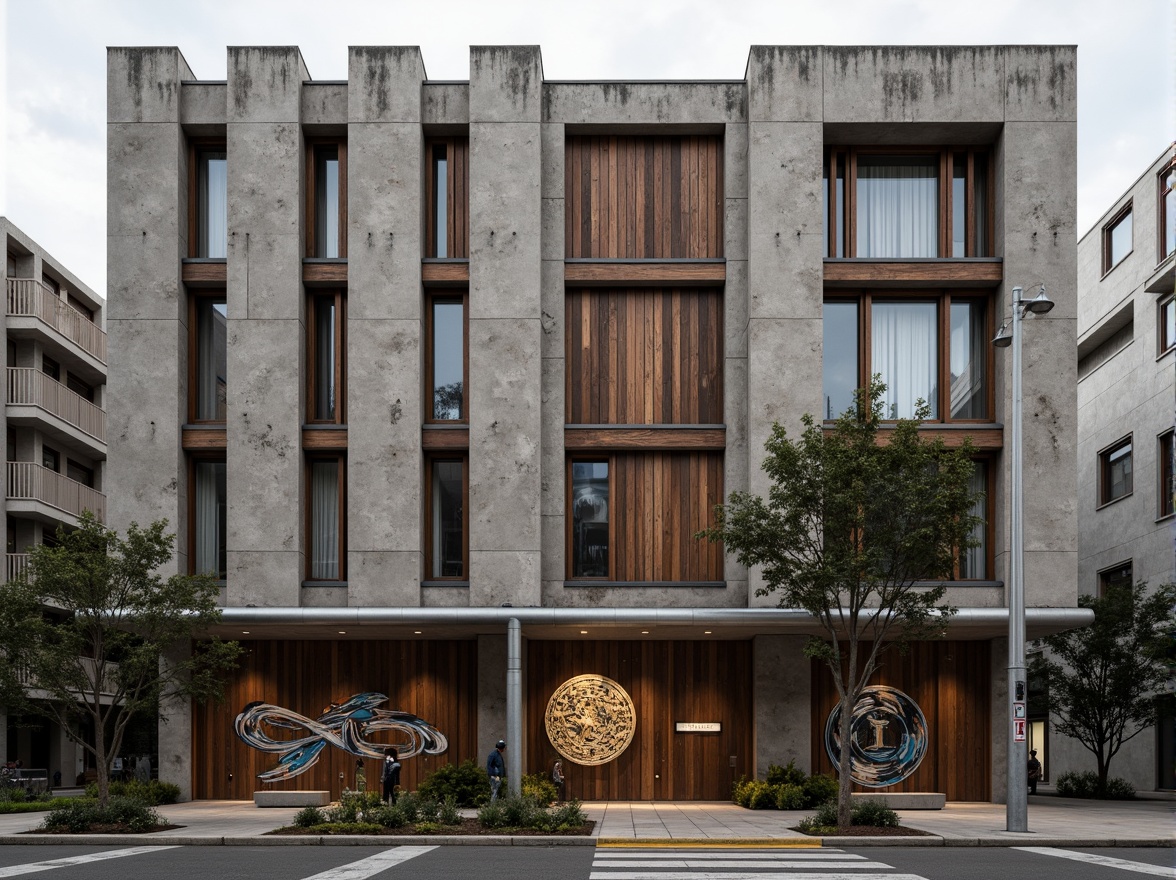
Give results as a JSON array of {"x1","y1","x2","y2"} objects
[
  {"x1": 1, "y1": 218, "x2": 108, "y2": 784},
  {"x1": 1071, "y1": 144, "x2": 1176, "y2": 791},
  {"x1": 107, "y1": 45, "x2": 1083, "y2": 803}
]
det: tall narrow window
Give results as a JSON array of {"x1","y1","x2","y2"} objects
[
  {"x1": 972, "y1": 154, "x2": 989, "y2": 257},
  {"x1": 1159, "y1": 294, "x2": 1175, "y2": 357},
  {"x1": 823, "y1": 300, "x2": 858, "y2": 419},
  {"x1": 952, "y1": 155, "x2": 967, "y2": 258},
  {"x1": 872, "y1": 301, "x2": 938, "y2": 419},
  {"x1": 959, "y1": 461, "x2": 988, "y2": 579},
  {"x1": 571, "y1": 460, "x2": 609, "y2": 578},
  {"x1": 196, "y1": 148, "x2": 227, "y2": 258},
  {"x1": 949, "y1": 299, "x2": 987, "y2": 419},
  {"x1": 427, "y1": 458, "x2": 466, "y2": 579},
  {"x1": 1159, "y1": 430, "x2": 1174, "y2": 519},
  {"x1": 193, "y1": 296, "x2": 227, "y2": 422},
  {"x1": 1161, "y1": 162, "x2": 1174, "y2": 262},
  {"x1": 308, "y1": 292, "x2": 345, "y2": 423},
  {"x1": 1099, "y1": 436, "x2": 1133, "y2": 505},
  {"x1": 856, "y1": 156, "x2": 939, "y2": 258},
  {"x1": 433, "y1": 145, "x2": 448, "y2": 258},
  {"x1": 308, "y1": 141, "x2": 346, "y2": 259},
  {"x1": 308, "y1": 457, "x2": 344, "y2": 580},
  {"x1": 823, "y1": 152, "x2": 845, "y2": 258},
  {"x1": 428, "y1": 295, "x2": 466, "y2": 421},
  {"x1": 1103, "y1": 204, "x2": 1133, "y2": 274},
  {"x1": 193, "y1": 459, "x2": 226, "y2": 579}
]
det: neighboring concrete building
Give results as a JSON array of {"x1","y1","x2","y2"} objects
[
  {"x1": 1069, "y1": 144, "x2": 1176, "y2": 791},
  {"x1": 107, "y1": 45, "x2": 1081, "y2": 803},
  {"x1": 0, "y1": 218, "x2": 108, "y2": 785}
]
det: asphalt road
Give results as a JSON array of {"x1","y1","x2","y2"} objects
[{"x1": 0, "y1": 844, "x2": 1170, "y2": 879}]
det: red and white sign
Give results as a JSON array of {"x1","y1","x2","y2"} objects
[{"x1": 1013, "y1": 719, "x2": 1026, "y2": 742}]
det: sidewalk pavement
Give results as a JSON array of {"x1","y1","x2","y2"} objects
[{"x1": 0, "y1": 795, "x2": 1171, "y2": 847}]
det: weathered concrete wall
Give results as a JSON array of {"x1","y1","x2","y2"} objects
[
  {"x1": 754, "y1": 635, "x2": 812, "y2": 775},
  {"x1": 468, "y1": 46, "x2": 544, "y2": 608}
]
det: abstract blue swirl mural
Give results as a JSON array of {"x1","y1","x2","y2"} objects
[
  {"x1": 234, "y1": 692, "x2": 449, "y2": 782},
  {"x1": 824, "y1": 685, "x2": 928, "y2": 787}
]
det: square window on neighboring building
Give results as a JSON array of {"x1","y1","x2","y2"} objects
[
  {"x1": 1102, "y1": 203, "x2": 1132, "y2": 274},
  {"x1": 192, "y1": 458, "x2": 227, "y2": 580},
  {"x1": 1161, "y1": 161, "x2": 1175, "y2": 262},
  {"x1": 42, "y1": 446, "x2": 59, "y2": 472},
  {"x1": 1159, "y1": 294, "x2": 1175, "y2": 358},
  {"x1": 1160, "y1": 429, "x2": 1175, "y2": 520},
  {"x1": 1099, "y1": 436, "x2": 1133, "y2": 505},
  {"x1": 307, "y1": 456, "x2": 345, "y2": 581},
  {"x1": 1098, "y1": 560, "x2": 1133, "y2": 598},
  {"x1": 193, "y1": 146, "x2": 227, "y2": 259}
]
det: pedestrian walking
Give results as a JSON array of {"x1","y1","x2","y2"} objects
[
  {"x1": 551, "y1": 759, "x2": 565, "y2": 803},
  {"x1": 1027, "y1": 750, "x2": 1042, "y2": 795},
  {"x1": 381, "y1": 748, "x2": 400, "y2": 804},
  {"x1": 486, "y1": 739, "x2": 506, "y2": 802},
  {"x1": 354, "y1": 759, "x2": 366, "y2": 793}
]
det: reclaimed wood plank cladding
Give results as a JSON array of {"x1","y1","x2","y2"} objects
[
  {"x1": 565, "y1": 136, "x2": 723, "y2": 258},
  {"x1": 808, "y1": 640, "x2": 991, "y2": 802},
  {"x1": 526, "y1": 640, "x2": 752, "y2": 800},
  {"x1": 191, "y1": 639, "x2": 477, "y2": 801},
  {"x1": 567, "y1": 289, "x2": 723, "y2": 424}
]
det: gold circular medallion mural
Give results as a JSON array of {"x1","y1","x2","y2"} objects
[{"x1": 544, "y1": 674, "x2": 636, "y2": 766}]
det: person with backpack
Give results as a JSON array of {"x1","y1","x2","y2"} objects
[{"x1": 381, "y1": 748, "x2": 401, "y2": 804}]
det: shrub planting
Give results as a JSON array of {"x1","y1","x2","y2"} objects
[
  {"x1": 732, "y1": 765, "x2": 837, "y2": 811},
  {"x1": 416, "y1": 760, "x2": 490, "y2": 807}
]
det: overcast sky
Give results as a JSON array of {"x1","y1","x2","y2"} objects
[{"x1": 2, "y1": 0, "x2": 1172, "y2": 296}]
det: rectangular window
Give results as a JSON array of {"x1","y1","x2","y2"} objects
[
  {"x1": 958, "y1": 460, "x2": 989, "y2": 580},
  {"x1": 1160, "y1": 430, "x2": 1174, "y2": 519},
  {"x1": 571, "y1": 460, "x2": 610, "y2": 578},
  {"x1": 308, "y1": 456, "x2": 344, "y2": 581},
  {"x1": 65, "y1": 374, "x2": 94, "y2": 403},
  {"x1": 191, "y1": 295, "x2": 227, "y2": 422},
  {"x1": 193, "y1": 458, "x2": 227, "y2": 580},
  {"x1": 308, "y1": 141, "x2": 346, "y2": 259},
  {"x1": 427, "y1": 293, "x2": 467, "y2": 422},
  {"x1": 42, "y1": 446, "x2": 59, "y2": 472},
  {"x1": 433, "y1": 145, "x2": 448, "y2": 258},
  {"x1": 1102, "y1": 203, "x2": 1132, "y2": 274},
  {"x1": 1098, "y1": 560, "x2": 1132, "y2": 597},
  {"x1": 307, "y1": 291, "x2": 345, "y2": 424},
  {"x1": 1099, "y1": 436, "x2": 1133, "y2": 505},
  {"x1": 426, "y1": 457, "x2": 466, "y2": 579},
  {"x1": 41, "y1": 356, "x2": 59, "y2": 382},
  {"x1": 823, "y1": 293, "x2": 989, "y2": 422},
  {"x1": 425, "y1": 137, "x2": 469, "y2": 259},
  {"x1": 1159, "y1": 294, "x2": 1175, "y2": 358},
  {"x1": 66, "y1": 459, "x2": 93, "y2": 488},
  {"x1": 824, "y1": 148, "x2": 991, "y2": 258},
  {"x1": 1161, "y1": 161, "x2": 1174, "y2": 262},
  {"x1": 195, "y1": 147, "x2": 227, "y2": 259}
]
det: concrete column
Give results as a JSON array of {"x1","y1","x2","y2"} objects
[
  {"x1": 158, "y1": 641, "x2": 194, "y2": 800},
  {"x1": 754, "y1": 635, "x2": 812, "y2": 776},
  {"x1": 224, "y1": 47, "x2": 308, "y2": 608},
  {"x1": 990, "y1": 636, "x2": 1009, "y2": 803},
  {"x1": 346, "y1": 47, "x2": 426, "y2": 607},
  {"x1": 724, "y1": 120, "x2": 750, "y2": 601},
  {"x1": 477, "y1": 632, "x2": 507, "y2": 776},
  {"x1": 467, "y1": 46, "x2": 544, "y2": 608},
  {"x1": 106, "y1": 47, "x2": 192, "y2": 573},
  {"x1": 744, "y1": 48, "x2": 825, "y2": 607}
]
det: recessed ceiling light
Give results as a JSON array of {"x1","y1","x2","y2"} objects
[
  {"x1": 641, "y1": 630, "x2": 649, "y2": 635},
  {"x1": 241, "y1": 631, "x2": 250, "y2": 635},
  {"x1": 704, "y1": 630, "x2": 712, "y2": 635},
  {"x1": 580, "y1": 630, "x2": 588, "y2": 634},
  {"x1": 414, "y1": 631, "x2": 422, "y2": 635},
  {"x1": 338, "y1": 631, "x2": 347, "y2": 634}
]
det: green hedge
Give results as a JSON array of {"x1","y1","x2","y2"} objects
[
  {"x1": 1054, "y1": 771, "x2": 1135, "y2": 800},
  {"x1": 40, "y1": 797, "x2": 165, "y2": 833},
  {"x1": 0, "y1": 797, "x2": 78, "y2": 814},
  {"x1": 83, "y1": 779, "x2": 181, "y2": 805},
  {"x1": 732, "y1": 761, "x2": 838, "y2": 811},
  {"x1": 416, "y1": 760, "x2": 490, "y2": 807},
  {"x1": 797, "y1": 797, "x2": 900, "y2": 832}
]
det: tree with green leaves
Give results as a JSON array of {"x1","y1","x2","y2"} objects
[
  {"x1": 1029, "y1": 580, "x2": 1176, "y2": 797},
  {"x1": 700, "y1": 380, "x2": 981, "y2": 829},
  {"x1": 0, "y1": 513, "x2": 241, "y2": 806}
]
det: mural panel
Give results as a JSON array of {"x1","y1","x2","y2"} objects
[
  {"x1": 544, "y1": 674, "x2": 637, "y2": 766},
  {"x1": 824, "y1": 686, "x2": 928, "y2": 787}
]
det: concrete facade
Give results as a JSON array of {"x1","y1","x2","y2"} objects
[
  {"x1": 1067, "y1": 144, "x2": 1176, "y2": 791},
  {"x1": 1, "y1": 217, "x2": 108, "y2": 784},
  {"x1": 106, "y1": 45, "x2": 1080, "y2": 803}
]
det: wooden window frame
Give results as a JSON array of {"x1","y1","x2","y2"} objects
[
  {"x1": 187, "y1": 291, "x2": 228, "y2": 424},
  {"x1": 187, "y1": 453, "x2": 227, "y2": 581},
  {"x1": 1098, "y1": 434, "x2": 1134, "y2": 507},
  {"x1": 424, "y1": 290, "x2": 469, "y2": 424},
  {"x1": 1097, "y1": 560, "x2": 1133, "y2": 598},
  {"x1": 424, "y1": 454, "x2": 468, "y2": 582},
  {"x1": 424, "y1": 137, "x2": 469, "y2": 259},
  {"x1": 824, "y1": 146, "x2": 994, "y2": 259},
  {"x1": 1158, "y1": 294, "x2": 1175, "y2": 359},
  {"x1": 188, "y1": 139, "x2": 227, "y2": 259},
  {"x1": 1159, "y1": 157, "x2": 1175, "y2": 263},
  {"x1": 1159, "y1": 429, "x2": 1175, "y2": 520},
  {"x1": 305, "y1": 453, "x2": 346, "y2": 582},
  {"x1": 306, "y1": 290, "x2": 346, "y2": 425},
  {"x1": 1102, "y1": 201, "x2": 1133, "y2": 276},
  {"x1": 822, "y1": 290, "x2": 995, "y2": 423},
  {"x1": 566, "y1": 456, "x2": 612, "y2": 581},
  {"x1": 305, "y1": 139, "x2": 347, "y2": 259}
]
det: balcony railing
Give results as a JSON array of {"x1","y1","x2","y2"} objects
[
  {"x1": 6, "y1": 279, "x2": 106, "y2": 364},
  {"x1": 6, "y1": 461, "x2": 105, "y2": 522},
  {"x1": 5, "y1": 553, "x2": 29, "y2": 582},
  {"x1": 7, "y1": 369, "x2": 106, "y2": 443}
]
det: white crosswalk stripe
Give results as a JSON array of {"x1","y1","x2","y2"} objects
[
  {"x1": 299, "y1": 846, "x2": 438, "y2": 880},
  {"x1": 590, "y1": 846, "x2": 930, "y2": 880},
  {"x1": 1014, "y1": 847, "x2": 1176, "y2": 877},
  {"x1": 0, "y1": 845, "x2": 180, "y2": 878}
]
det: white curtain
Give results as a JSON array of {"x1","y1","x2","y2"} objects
[
  {"x1": 961, "y1": 463, "x2": 987, "y2": 579},
  {"x1": 311, "y1": 461, "x2": 339, "y2": 579},
  {"x1": 857, "y1": 159, "x2": 938, "y2": 258},
  {"x1": 203, "y1": 155, "x2": 227, "y2": 259},
  {"x1": 872, "y1": 302, "x2": 937, "y2": 419},
  {"x1": 194, "y1": 462, "x2": 224, "y2": 578},
  {"x1": 949, "y1": 301, "x2": 985, "y2": 419}
]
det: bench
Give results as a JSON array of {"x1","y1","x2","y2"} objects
[
  {"x1": 851, "y1": 792, "x2": 945, "y2": 810},
  {"x1": 253, "y1": 790, "x2": 331, "y2": 807}
]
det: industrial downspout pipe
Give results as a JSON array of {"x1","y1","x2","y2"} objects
[{"x1": 506, "y1": 618, "x2": 522, "y2": 798}]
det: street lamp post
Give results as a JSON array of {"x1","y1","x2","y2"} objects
[{"x1": 993, "y1": 284, "x2": 1053, "y2": 834}]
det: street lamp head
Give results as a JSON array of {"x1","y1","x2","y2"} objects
[
  {"x1": 993, "y1": 321, "x2": 1013, "y2": 348},
  {"x1": 1024, "y1": 284, "x2": 1054, "y2": 315}
]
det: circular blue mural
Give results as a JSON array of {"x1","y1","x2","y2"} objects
[{"x1": 824, "y1": 685, "x2": 928, "y2": 787}]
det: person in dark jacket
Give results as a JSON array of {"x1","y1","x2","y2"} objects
[
  {"x1": 381, "y1": 748, "x2": 401, "y2": 804},
  {"x1": 1027, "y1": 750, "x2": 1042, "y2": 795},
  {"x1": 486, "y1": 740, "x2": 506, "y2": 802}
]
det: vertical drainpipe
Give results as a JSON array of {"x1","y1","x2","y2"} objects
[{"x1": 507, "y1": 617, "x2": 522, "y2": 797}]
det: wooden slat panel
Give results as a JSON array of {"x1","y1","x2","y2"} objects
[
  {"x1": 808, "y1": 640, "x2": 991, "y2": 801},
  {"x1": 302, "y1": 263, "x2": 348, "y2": 285},
  {"x1": 422, "y1": 427, "x2": 470, "y2": 450},
  {"x1": 823, "y1": 260, "x2": 1003, "y2": 287},
  {"x1": 301, "y1": 429, "x2": 348, "y2": 450},
  {"x1": 181, "y1": 262, "x2": 227, "y2": 285},
  {"x1": 526, "y1": 640, "x2": 752, "y2": 801},
  {"x1": 567, "y1": 289, "x2": 723, "y2": 425},
  {"x1": 421, "y1": 262, "x2": 470, "y2": 285},
  {"x1": 566, "y1": 136, "x2": 724, "y2": 259},
  {"x1": 564, "y1": 427, "x2": 725, "y2": 450},
  {"x1": 192, "y1": 639, "x2": 478, "y2": 801},
  {"x1": 831, "y1": 426, "x2": 1004, "y2": 450},
  {"x1": 564, "y1": 261, "x2": 725, "y2": 286},
  {"x1": 182, "y1": 427, "x2": 227, "y2": 449}
]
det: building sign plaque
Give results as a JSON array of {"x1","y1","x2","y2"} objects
[{"x1": 675, "y1": 722, "x2": 721, "y2": 733}]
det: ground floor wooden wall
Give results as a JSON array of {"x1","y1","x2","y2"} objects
[
  {"x1": 526, "y1": 640, "x2": 753, "y2": 801},
  {"x1": 809, "y1": 640, "x2": 991, "y2": 802},
  {"x1": 192, "y1": 640, "x2": 478, "y2": 800}
]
